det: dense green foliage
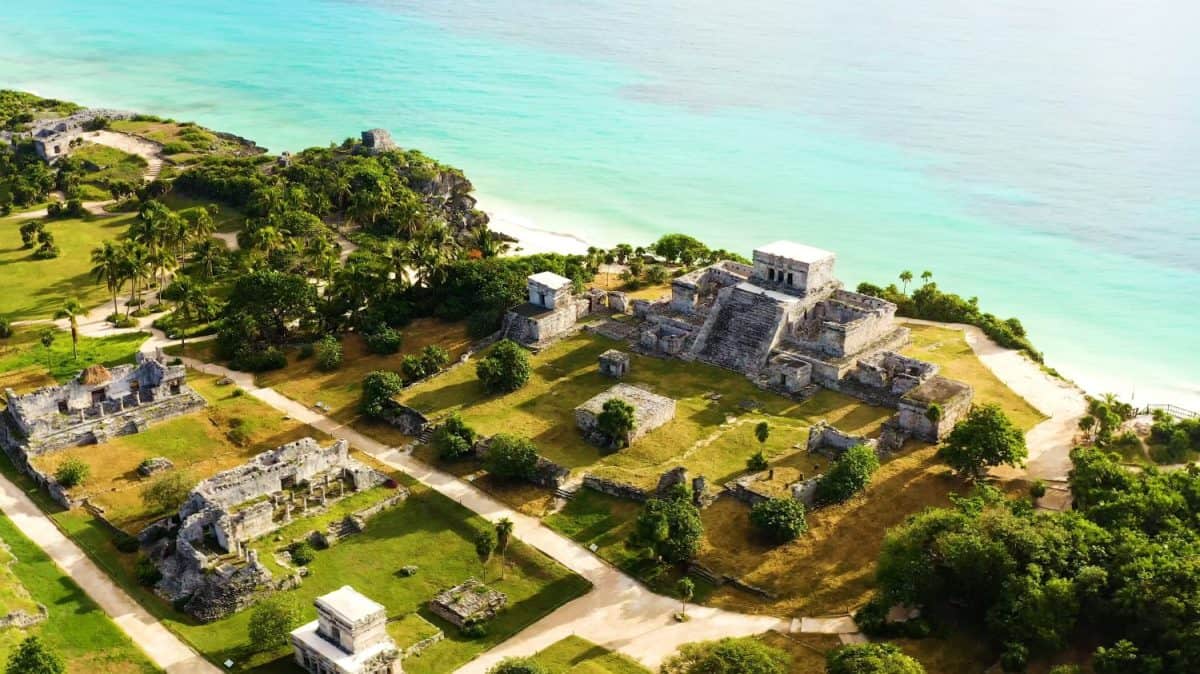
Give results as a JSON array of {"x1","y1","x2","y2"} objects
[
  {"x1": 487, "y1": 657, "x2": 547, "y2": 674},
  {"x1": 874, "y1": 446, "x2": 1200, "y2": 672},
  {"x1": 597, "y1": 398, "x2": 636, "y2": 448},
  {"x1": 660, "y1": 637, "x2": 790, "y2": 674},
  {"x1": 1147, "y1": 409, "x2": 1200, "y2": 461},
  {"x1": 247, "y1": 595, "x2": 300, "y2": 650},
  {"x1": 484, "y1": 434, "x2": 540, "y2": 481},
  {"x1": 434, "y1": 413, "x2": 478, "y2": 461},
  {"x1": 53, "y1": 457, "x2": 89, "y2": 488},
  {"x1": 749, "y1": 497, "x2": 808, "y2": 543},
  {"x1": 360, "y1": 370, "x2": 405, "y2": 418},
  {"x1": 857, "y1": 279, "x2": 1041, "y2": 361},
  {"x1": 288, "y1": 541, "x2": 315, "y2": 566},
  {"x1": 936, "y1": 404, "x2": 1026, "y2": 479},
  {"x1": 4, "y1": 636, "x2": 64, "y2": 674},
  {"x1": 477, "y1": 340, "x2": 532, "y2": 393},
  {"x1": 825, "y1": 642, "x2": 925, "y2": 674},
  {"x1": 815, "y1": 444, "x2": 880, "y2": 504},
  {"x1": 140, "y1": 472, "x2": 191, "y2": 514},
  {"x1": 629, "y1": 489, "x2": 703, "y2": 564},
  {"x1": 314, "y1": 334, "x2": 343, "y2": 371}
]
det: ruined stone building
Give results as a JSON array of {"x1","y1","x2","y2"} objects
[
  {"x1": 7, "y1": 108, "x2": 135, "y2": 162},
  {"x1": 634, "y1": 241, "x2": 974, "y2": 443},
  {"x1": 429, "y1": 579, "x2": 507, "y2": 630},
  {"x1": 147, "y1": 438, "x2": 388, "y2": 621},
  {"x1": 0, "y1": 350, "x2": 205, "y2": 456},
  {"x1": 291, "y1": 586, "x2": 402, "y2": 674},
  {"x1": 503, "y1": 271, "x2": 580, "y2": 346},
  {"x1": 575, "y1": 383, "x2": 676, "y2": 447}
]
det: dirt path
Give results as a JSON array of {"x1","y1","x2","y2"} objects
[
  {"x1": 904, "y1": 319, "x2": 1088, "y2": 481},
  {"x1": 0, "y1": 473, "x2": 220, "y2": 673}
]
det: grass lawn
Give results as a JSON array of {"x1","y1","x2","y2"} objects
[
  {"x1": 0, "y1": 514, "x2": 157, "y2": 674},
  {"x1": 31, "y1": 371, "x2": 329, "y2": 532},
  {"x1": 0, "y1": 453, "x2": 590, "y2": 674},
  {"x1": 0, "y1": 326, "x2": 147, "y2": 387},
  {"x1": 528, "y1": 635, "x2": 649, "y2": 673},
  {"x1": 0, "y1": 211, "x2": 134, "y2": 320},
  {"x1": 901, "y1": 323, "x2": 1046, "y2": 431},
  {"x1": 158, "y1": 192, "x2": 246, "y2": 232},
  {"x1": 257, "y1": 318, "x2": 472, "y2": 445},
  {"x1": 71, "y1": 142, "x2": 147, "y2": 200},
  {"x1": 109, "y1": 120, "x2": 250, "y2": 163},
  {"x1": 399, "y1": 332, "x2": 892, "y2": 491}
]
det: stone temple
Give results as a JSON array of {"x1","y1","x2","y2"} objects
[
  {"x1": 635, "y1": 241, "x2": 974, "y2": 443},
  {"x1": 0, "y1": 350, "x2": 205, "y2": 456},
  {"x1": 503, "y1": 271, "x2": 579, "y2": 346},
  {"x1": 291, "y1": 585, "x2": 402, "y2": 674},
  {"x1": 575, "y1": 383, "x2": 676, "y2": 447}
]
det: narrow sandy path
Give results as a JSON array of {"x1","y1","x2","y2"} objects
[
  {"x1": 904, "y1": 319, "x2": 1088, "y2": 481},
  {"x1": 0, "y1": 473, "x2": 220, "y2": 673}
]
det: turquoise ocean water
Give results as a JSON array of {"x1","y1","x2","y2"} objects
[{"x1": 1, "y1": 0, "x2": 1197, "y2": 406}]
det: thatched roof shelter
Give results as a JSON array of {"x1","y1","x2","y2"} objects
[{"x1": 78, "y1": 364, "x2": 112, "y2": 386}]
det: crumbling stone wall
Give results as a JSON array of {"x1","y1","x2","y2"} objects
[
  {"x1": 574, "y1": 383, "x2": 676, "y2": 447},
  {"x1": 377, "y1": 400, "x2": 429, "y2": 436},
  {"x1": 806, "y1": 421, "x2": 878, "y2": 458}
]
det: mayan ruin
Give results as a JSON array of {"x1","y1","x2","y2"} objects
[{"x1": 291, "y1": 586, "x2": 402, "y2": 674}]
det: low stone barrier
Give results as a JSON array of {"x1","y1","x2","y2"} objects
[{"x1": 582, "y1": 475, "x2": 649, "y2": 503}]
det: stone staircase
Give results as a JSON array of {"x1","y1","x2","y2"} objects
[
  {"x1": 691, "y1": 286, "x2": 789, "y2": 373},
  {"x1": 416, "y1": 427, "x2": 434, "y2": 445},
  {"x1": 323, "y1": 516, "x2": 363, "y2": 545}
]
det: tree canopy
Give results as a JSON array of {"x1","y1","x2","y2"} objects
[
  {"x1": 477, "y1": 340, "x2": 532, "y2": 393},
  {"x1": 629, "y1": 489, "x2": 703, "y2": 564},
  {"x1": 825, "y1": 642, "x2": 925, "y2": 674},
  {"x1": 936, "y1": 404, "x2": 1026, "y2": 479},
  {"x1": 661, "y1": 637, "x2": 790, "y2": 674}
]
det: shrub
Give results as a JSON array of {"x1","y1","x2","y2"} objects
[
  {"x1": 288, "y1": 541, "x2": 315, "y2": 566},
  {"x1": 476, "y1": 339, "x2": 531, "y2": 393},
  {"x1": 750, "y1": 497, "x2": 808, "y2": 543},
  {"x1": 421, "y1": 344, "x2": 451, "y2": 373},
  {"x1": 815, "y1": 444, "x2": 880, "y2": 505},
  {"x1": 314, "y1": 334, "x2": 343, "y2": 371},
  {"x1": 5, "y1": 635, "x2": 65, "y2": 674},
  {"x1": 135, "y1": 556, "x2": 162, "y2": 586},
  {"x1": 161, "y1": 142, "x2": 190, "y2": 155},
  {"x1": 462, "y1": 623, "x2": 488, "y2": 639},
  {"x1": 825, "y1": 642, "x2": 925, "y2": 674},
  {"x1": 18, "y1": 221, "x2": 43, "y2": 248},
  {"x1": 141, "y1": 472, "x2": 192, "y2": 513},
  {"x1": 661, "y1": 637, "x2": 789, "y2": 674},
  {"x1": 365, "y1": 327, "x2": 403, "y2": 354},
  {"x1": 1029, "y1": 480, "x2": 1047, "y2": 500},
  {"x1": 434, "y1": 413, "x2": 478, "y2": 461},
  {"x1": 400, "y1": 354, "x2": 428, "y2": 381},
  {"x1": 230, "y1": 347, "x2": 287, "y2": 372},
  {"x1": 484, "y1": 434, "x2": 539, "y2": 481},
  {"x1": 114, "y1": 534, "x2": 140, "y2": 554},
  {"x1": 54, "y1": 457, "x2": 89, "y2": 488},
  {"x1": 747, "y1": 451, "x2": 769, "y2": 472},
  {"x1": 487, "y1": 658, "x2": 547, "y2": 674},
  {"x1": 361, "y1": 370, "x2": 404, "y2": 418},
  {"x1": 248, "y1": 595, "x2": 301, "y2": 651},
  {"x1": 0, "y1": 318, "x2": 11, "y2": 338}
]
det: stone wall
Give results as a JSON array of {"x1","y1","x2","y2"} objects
[
  {"x1": 183, "y1": 438, "x2": 352, "y2": 515},
  {"x1": 377, "y1": 400, "x2": 429, "y2": 436},
  {"x1": 806, "y1": 421, "x2": 878, "y2": 458},
  {"x1": 895, "y1": 376, "x2": 974, "y2": 442},
  {"x1": 582, "y1": 475, "x2": 649, "y2": 502}
]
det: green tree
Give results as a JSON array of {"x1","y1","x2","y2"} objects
[
  {"x1": 486, "y1": 658, "x2": 547, "y2": 674},
  {"x1": 476, "y1": 339, "x2": 532, "y2": 393},
  {"x1": 54, "y1": 456, "x2": 90, "y2": 488},
  {"x1": 38, "y1": 328, "x2": 55, "y2": 371},
  {"x1": 420, "y1": 344, "x2": 450, "y2": 373},
  {"x1": 750, "y1": 497, "x2": 808, "y2": 543},
  {"x1": 898, "y1": 270, "x2": 914, "y2": 294},
  {"x1": 433, "y1": 413, "x2": 478, "y2": 460},
  {"x1": 141, "y1": 472, "x2": 192, "y2": 514},
  {"x1": 5, "y1": 635, "x2": 64, "y2": 674},
  {"x1": 920, "y1": 270, "x2": 933, "y2": 286},
  {"x1": 661, "y1": 637, "x2": 790, "y2": 674},
  {"x1": 484, "y1": 434, "x2": 540, "y2": 481},
  {"x1": 160, "y1": 277, "x2": 215, "y2": 349},
  {"x1": 360, "y1": 370, "x2": 404, "y2": 418},
  {"x1": 629, "y1": 491, "x2": 703, "y2": 564},
  {"x1": 815, "y1": 445, "x2": 880, "y2": 505},
  {"x1": 825, "y1": 642, "x2": 925, "y2": 674},
  {"x1": 247, "y1": 595, "x2": 301, "y2": 650},
  {"x1": 54, "y1": 298, "x2": 84, "y2": 361},
  {"x1": 677, "y1": 577, "x2": 695, "y2": 617},
  {"x1": 496, "y1": 517, "x2": 514, "y2": 578},
  {"x1": 315, "y1": 334, "x2": 343, "y2": 371},
  {"x1": 597, "y1": 398, "x2": 636, "y2": 448},
  {"x1": 755, "y1": 420, "x2": 770, "y2": 445},
  {"x1": 936, "y1": 404, "x2": 1027, "y2": 480},
  {"x1": 747, "y1": 451, "x2": 769, "y2": 472}
]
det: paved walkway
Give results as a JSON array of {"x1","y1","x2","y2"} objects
[{"x1": 0, "y1": 472, "x2": 219, "y2": 673}]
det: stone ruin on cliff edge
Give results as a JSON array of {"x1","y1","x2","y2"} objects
[
  {"x1": 0, "y1": 349, "x2": 206, "y2": 462},
  {"x1": 143, "y1": 437, "x2": 392, "y2": 622},
  {"x1": 631, "y1": 240, "x2": 973, "y2": 447}
]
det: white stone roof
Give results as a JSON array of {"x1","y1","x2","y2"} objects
[
  {"x1": 528, "y1": 271, "x2": 572, "y2": 289},
  {"x1": 315, "y1": 585, "x2": 386, "y2": 624},
  {"x1": 291, "y1": 619, "x2": 397, "y2": 668},
  {"x1": 754, "y1": 240, "x2": 835, "y2": 263}
]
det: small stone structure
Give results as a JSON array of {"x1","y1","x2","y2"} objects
[
  {"x1": 598, "y1": 349, "x2": 630, "y2": 378},
  {"x1": 137, "y1": 457, "x2": 174, "y2": 477},
  {"x1": 806, "y1": 421, "x2": 878, "y2": 458},
  {"x1": 428, "y1": 579, "x2": 507, "y2": 630},
  {"x1": 0, "y1": 350, "x2": 205, "y2": 456},
  {"x1": 361, "y1": 128, "x2": 398, "y2": 154},
  {"x1": 574, "y1": 383, "x2": 676, "y2": 447},
  {"x1": 291, "y1": 586, "x2": 402, "y2": 674},
  {"x1": 147, "y1": 438, "x2": 389, "y2": 621},
  {"x1": 10, "y1": 108, "x2": 136, "y2": 163},
  {"x1": 503, "y1": 271, "x2": 578, "y2": 346},
  {"x1": 892, "y1": 376, "x2": 974, "y2": 444},
  {"x1": 376, "y1": 400, "x2": 429, "y2": 436}
]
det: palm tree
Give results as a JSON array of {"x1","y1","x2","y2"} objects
[
  {"x1": 120, "y1": 240, "x2": 150, "y2": 317},
  {"x1": 899, "y1": 270, "x2": 914, "y2": 294},
  {"x1": 39, "y1": 328, "x2": 55, "y2": 372},
  {"x1": 55, "y1": 299, "x2": 85, "y2": 361},
  {"x1": 248, "y1": 225, "x2": 286, "y2": 260},
  {"x1": 90, "y1": 241, "x2": 126, "y2": 319},
  {"x1": 471, "y1": 227, "x2": 508, "y2": 258},
  {"x1": 495, "y1": 517, "x2": 514, "y2": 578},
  {"x1": 920, "y1": 270, "x2": 933, "y2": 286},
  {"x1": 192, "y1": 239, "x2": 224, "y2": 279},
  {"x1": 614, "y1": 243, "x2": 633, "y2": 264},
  {"x1": 161, "y1": 277, "x2": 207, "y2": 349},
  {"x1": 185, "y1": 206, "x2": 217, "y2": 245}
]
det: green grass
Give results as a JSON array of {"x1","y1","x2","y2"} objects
[
  {"x1": 398, "y1": 332, "x2": 892, "y2": 490},
  {"x1": 0, "y1": 514, "x2": 158, "y2": 674},
  {"x1": 0, "y1": 212, "x2": 135, "y2": 320},
  {"x1": 386, "y1": 613, "x2": 442, "y2": 651},
  {"x1": 528, "y1": 636, "x2": 650, "y2": 673},
  {"x1": 0, "y1": 326, "x2": 147, "y2": 386},
  {"x1": 71, "y1": 143, "x2": 147, "y2": 198},
  {"x1": 0, "y1": 458, "x2": 589, "y2": 674},
  {"x1": 158, "y1": 193, "x2": 245, "y2": 232}
]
